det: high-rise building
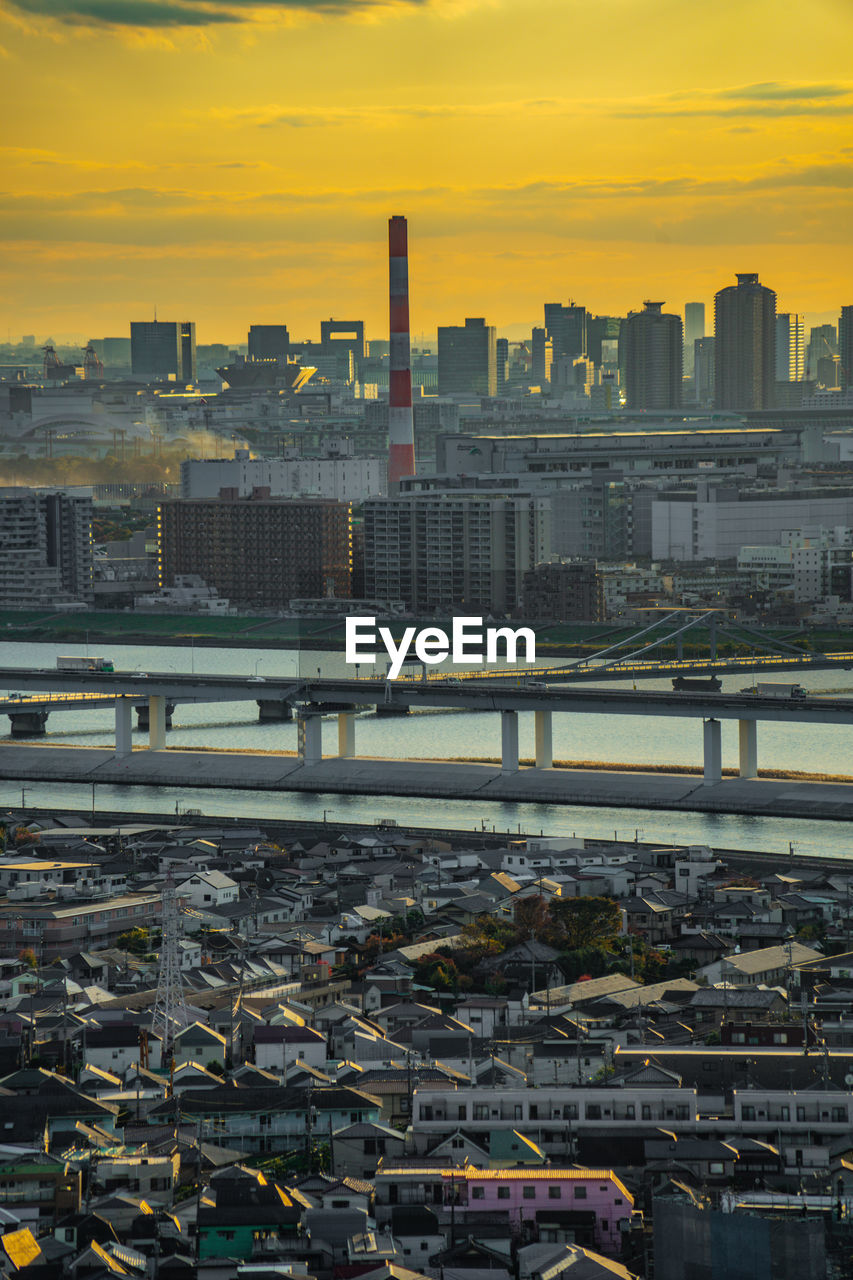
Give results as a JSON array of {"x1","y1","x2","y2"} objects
[
  {"x1": 0, "y1": 488, "x2": 93, "y2": 606},
  {"x1": 693, "y1": 336, "x2": 716, "y2": 405},
  {"x1": 130, "y1": 320, "x2": 195, "y2": 382},
  {"x1": 683, "y1": 303, "x2": 705, "y2": 375},
  {"x1": 496, "y1": 338, "x2": 509, "y2": 393},
  {"x1": 807, "y1": 324, "x2": 836, "y2": 379},
  {"x1": 180, "y1": 322, "x2": 197, "y2": 383},
  {"x1": 544, "y1": 302, "x2": 587, "y2": 359},
  {"x1": 840, "y1": 306, "x2": 853, "y2": 389},
  {"x1": 320, "y1": 319, "x2": 365, "y2": 380},
  {"x1": 363, "y1": 492, "x2": 550, "y2": 613},
  {"x1": 158, "y1": 496, "x2": 352, "y2": 609},
  {"x1": 775, "y1": 313, "x2": 805, "y2": 381},
  {"x1": 248, "y1": 325, "x2": 290, "y2": 363},
  {"x1": 587, "y1": 316, "x2": 622, "y2": 367},
  {"x1": 623, "y1": 301, "x2": 683, "y2": 410},
  {"x1": 521, "y1": 559, "x2": 603, "y2": 622},
  {"x1": 437, "y1": 317, "x2": 497, "y2": 397},
  {"x1": 714, "y1": 273, "x2": 776, "y2": 410},
  {"x1": 530, "y1": 328, "x2": 553, "y2": 385}
]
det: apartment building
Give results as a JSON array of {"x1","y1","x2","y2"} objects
[
  {"x1": 157, "y1": 494, "x2": 352, "y2": 608},
  {"x1": 0, "y1": 488, "x2": 93, "y2": 606},
  {"x1": 363, "y1": 491, "x2": 550, "y2": 613}
]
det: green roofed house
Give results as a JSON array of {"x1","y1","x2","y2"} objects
[{"x1": 197, "y1": 1166, "x2": 309, "y2": 1260}]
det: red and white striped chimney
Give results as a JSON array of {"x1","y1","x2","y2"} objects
[{"x1": 388, "y1": 214, "x2": 416, "y2": 487}]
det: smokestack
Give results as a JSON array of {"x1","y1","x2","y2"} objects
[{"x1": 388, "y1": 215, "x2": 416, "y2": 487}]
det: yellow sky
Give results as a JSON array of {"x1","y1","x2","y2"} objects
[{"x1": 2, "y1": 0, "x2": 852, "y2": 343}]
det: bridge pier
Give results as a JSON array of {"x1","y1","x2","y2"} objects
[
  {"x1": 534, "y1": 709, "x2": 553, "y2": 769},
  {"x1": 148, "y1": 696, "x2": 167, "y2": 752},
  {"x1": 115, "y1": 699, "x2": 133, "y2": 758},
  {"x1": 297, "y1": 712, "x2": 323, "y2": 766},
  {"x1": 135, "y1": 700, "x2": 174, "y2": 732},
  {"x1": 338, "y1": 712, "x2": 356, "y2": 758},
  {"x1": 257, "y1": 699, "x2": 293, "y2": 722},
  {"x1": 703, "y1": 718, "x2": 722, "y2": 786},
  {"x1": 9, "y1": 710, "x2": 48, "y2": 737},
  {"x1": 501, "y1": 710, "x2": 519, "y2": 773},
  {"x1": 738, "y1": 719, "x2": 758, "y2": 778}
]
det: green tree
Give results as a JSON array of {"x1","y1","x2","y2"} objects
[{"x1": 550, "y1": 897, "x2": 622, "y2": 951}]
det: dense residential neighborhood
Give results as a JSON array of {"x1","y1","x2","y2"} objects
[{"x1": 0, "y1": 811, "x2": 849, "y2": 1279}]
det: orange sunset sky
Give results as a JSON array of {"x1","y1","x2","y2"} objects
[{"x1": 2, "y1": 0, "x2": 852, "y2": 344}]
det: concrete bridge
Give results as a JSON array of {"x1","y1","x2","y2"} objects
[{"x1": 2, "y1": 666, "x2": 853, "y2": 787}]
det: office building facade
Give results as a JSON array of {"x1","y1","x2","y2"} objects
[
  {"x1": 714, "y1": 273, "x2": 776, "y2": 410},
  {"x1": 130, "y1": 320, "x2": 196, "y2": 383},
  {"x1": 248, "y1": 325, "x2": 290, "y2": 363},
  {"x1": 437, "y1": 318, "x2": 497, "y2": 397},
  {"x1": 158, "y1": 496, "x2": 352, "y2": 608},
  {"x1": 544, "y1": 302, "x2": 587, "y2": 360},
  {"x1": 840, "y1": 306, "x2": 853, "y2": 389},
  {"x1": 775, "y1": 313, "x2": 805, "y2": 382},
  {"x1": 623, "y1": 302, "x2": 683, "y2": 410}
]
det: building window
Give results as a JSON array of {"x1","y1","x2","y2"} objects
[
  {"x1": 497, "y1": 1187, "x2": 510, "y2": 1200},
  {"x1": 548, "y1": 1186, "x2": 561, "y2": 1200},
  {"x1": 574, "y1": 1186, "x2": 587, "y2": 1200},
  {"x1": 523, "y1": 1187, "x2": 535, "y2": 1200},
  {"x1": 742, "y1": 1106, "x2": 755, "y2": 1121},
  {"x1": 472, "y1": 1187, "x2": 485, "y2": 1200}
]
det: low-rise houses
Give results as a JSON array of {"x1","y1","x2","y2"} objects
[{"x1": 1, "y1": 811, "x2": 853, "y2": 1277}]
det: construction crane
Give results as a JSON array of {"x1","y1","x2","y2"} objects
[
  {"x1": 42, "y1": 344, "x2": 75, "y2": 381},
  {"x1": 82, "y1": 343, "x2": 103, "y2": 380}
]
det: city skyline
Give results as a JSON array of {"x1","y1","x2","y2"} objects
[{"x1": 2, "y1": 0, "x2": 852, "y2": 338}]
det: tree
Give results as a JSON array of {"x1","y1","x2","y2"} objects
[
  {"x1": 116, "y1": 927, "x2": 149, "y2": 955},
  {"x1": 550, "y1": 897, "x2": 622, "y2": 951}
]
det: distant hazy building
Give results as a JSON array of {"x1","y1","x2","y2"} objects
[
  {"x1": 544, "y1": 302, "x2": 587, "y2": 360},
  {"x1": 437, "y1": 317, "x2": 497, "y2": 397},
  {"x1": 158, "y1": 495, "x2": 352, "y2": 609},
  {"x1": 530, "y1": 328, "x2": 553, "y2": 386},
  {"x1": 714, "y1": 273, "x2": 776, "y2": 410},
  {"x1": 522, "y1": 559, "x2": 603, "y2": 622},
  {"x1": 496, "y1": 337, "x2": 509, "y2": 393},
  {"x1": 651, "y1": 482, "x2": 853, "y2": 562},
  {"x1": 807, "y1": 323, "x2": 836, "y2": 379},
  {"x1": 0, "y1": 488, "x2": 93, "y2": 606},
  {"x1": 587, "y1": 315, "x2": 622, "y2": 368},
  {"x1": 840, "y1": 305, "x2": 853, "y2": 389},
  {"x1": 775, "y1": 313, "x2": 805, "y2": 381},
  {"x1": 181, "y1": 447, "x2": 385, "y2": 503},
  {"x1": 100, "y1": 337, "x2": 132, "y2": 372},
  {"x1": 363, "y1": 492, "x2": 550, "y2": 613},
  {"x1": 131, "y1": 320, "x2": 196, "y2": 383},
  {"x1": 248, "y1": 325, "x2": 290, "y2": 363},
  {"x1": 623, "y1": 301, "x2": 683, "y2": 410},
  {"x1": 683, "y1": 303, "x2": 705, "y2": 375},
  {"x1": 693, "y1": 336, "x2": 716, "y2": 405}
]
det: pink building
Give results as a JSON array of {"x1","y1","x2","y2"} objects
[{"x1": 375, "y1": 1165, "x2": 633, "y2": 1254}]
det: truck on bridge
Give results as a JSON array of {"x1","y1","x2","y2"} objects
[
  {"x1": 56, "y1": 655, "x2": 114, "y2": 673},
  {"x1": 743, "y1": 681, "x2": 806, "y2": 699},
  {"x1": 672, "y1": 675, "x2": 722, "y2": 692}
]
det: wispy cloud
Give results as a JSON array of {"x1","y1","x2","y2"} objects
[
  {"x1": 4, "y1": 0, "x2": 428, "y2": 28},
  {"x1": 616, "y1": 81, "x2": 853, "y2": 119}
]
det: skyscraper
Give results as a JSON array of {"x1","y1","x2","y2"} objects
[
  {"x1": 775, "y1": 313, "x2": 805, "y2": 381},
  {"x1": 130, "y1": 320, "x2": 196, "y2": 382},
  {"x1": 623, "y1": 301, "x2": 683, "y2": 410},
  {"x1": 713, "y1": 273, "x2": 776, "y2": 410},
  {"x1": 496, "y1": 338, "x2": 509, "y2": 393},
  {"x1": 544, "y1": 302, "x2": 587, "y2": 359},
  {"x1": 530, "y1": 328, "x2": 553, "y2": 385},
  {"x1": 684, "y1": 303, "x2": 705, "y2": 375},
  {"x1": 437, "y1": 317, "x2": 497, "y2": 397},
  {"x1": 840, "y1": 306, "x2": 853, "y2": 389}
]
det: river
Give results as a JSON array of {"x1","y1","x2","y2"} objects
[{"x1": 1, "y1": 639, "x2": 852, "y2": 859}]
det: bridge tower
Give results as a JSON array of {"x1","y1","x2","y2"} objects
[{"x1": 151, "y1": 876, "x2": 190, "y2": 1059}]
